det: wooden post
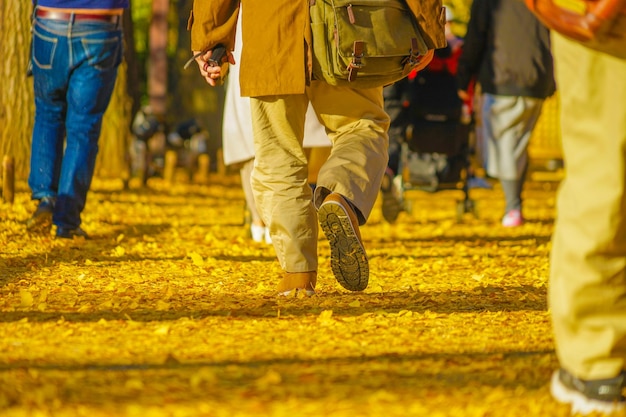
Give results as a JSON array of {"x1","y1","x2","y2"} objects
[
  {"x1": 216, "y1": 148, "x2": 226, "y2": 180},
  {"x1": 148, "y1": 0, "x2": 169, "y2": 117},
  {"x1": 194, "y1": 154, "x2": 211, "y2": 184},
  {"x1": 2, "y1": 156, "x2": 15, "y2": 204},
  {"x1": 163, "y1": 150, "x2": 178, "y2": 184}
]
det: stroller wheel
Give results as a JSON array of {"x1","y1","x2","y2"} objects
[
  {"x1": 456, "y1": 198, "x2": 477, "y2": 221},
  {"x1": 381, "y1": 170, "x2": 404, "y2": 223}
]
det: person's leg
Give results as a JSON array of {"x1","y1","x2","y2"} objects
[
  {"x1": 310, "y1": 82, "x2": 389, "y2": 222},
  {"x1": 378, "y1": 82, "x2": 406, "y2": 223},
  {"x1": 383, "y1": 81, "x2": 407, "y2": 177},
  {"x1": 55, "y1": 20, "x2": 122, "y2": 235},
  {"x1": 309, "y1": 81, "x2": 389, "y2": 291},
  {"x1": 482, "y1": 93, "x2": 543, "y2": 225},
  {"x1": 250, "y1": 93, "x2": 317, "y2": 294},
  {"x1": 239, "y1": 158, "x2": 270, "y2": 243},
  {"x1": 27, "y1": 18, "x2": 72, "y2": 232},
  {"x1": 240, "y1": 159, "x2": 261, "y2": 225},
  {"x1": 549, "y1": 32, "x2": 626, "y2": 412},
  {"x1": 379, "y1": 80, "x2": 404, "y2": 223},
  {"x1": 500, "y1": 160, "x2": 528, "y2": 215}
]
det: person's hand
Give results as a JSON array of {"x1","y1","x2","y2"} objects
[
  {"x1": 193, "y1": 48, "x2": 235, "y2": 87},
  {"x1": 458, "y1": 89, "x2": 471, "y2": 102}
]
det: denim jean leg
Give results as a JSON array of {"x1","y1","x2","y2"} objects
[
  {"x1": 53, "y1": 20, "x2": 122, "y2": 229},
  {"x1": 29, "y1": 97, "x2": 67, "y2": 201},
  {"x1": 29, "y1": 18, "x2": 71, "y2": 201}
]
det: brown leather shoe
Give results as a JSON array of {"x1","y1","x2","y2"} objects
[
  {"x1": 318, "y1": 193, "x2": 369, "y2": 291},
  {"x1": 277, "y1": 271, "x2": 317, "y2": 297}
]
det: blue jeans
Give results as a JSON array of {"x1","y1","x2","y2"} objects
[{"x1": 29, "y1": 14, "x2": 122, "y2": 230}]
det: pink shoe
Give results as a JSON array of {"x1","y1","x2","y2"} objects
[{"x1": 502, "y1": 209, "x2": 524, "y2": 227}]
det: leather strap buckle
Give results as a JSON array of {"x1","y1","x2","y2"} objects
[{"x1": 347, "y1": 40, "x2": 364, "y2": 82}]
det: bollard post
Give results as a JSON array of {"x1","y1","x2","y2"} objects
[
  {"x1": 2, "y1": 156, "x2": 15, "y2": 204},
  {"x1": 216, "y1": 148, "x2": 226, "y2": 178},
  {"x1": 163, "y1": 149, "x2": 178, "y2": 184},
  {"x1": 194, "y1": 154, "x2": 210, "y2": 184}
]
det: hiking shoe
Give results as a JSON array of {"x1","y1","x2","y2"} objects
[
  {"x1": 318, "y1": 193, "x2": 368, "y2": 291},
  {"x1": 381, "y1": 168, "x2": 403, "y2": 224},
  {"x1": 502, "y1": 209, "x2": 524, "y2": 227},
  {"x1": 551, "y1": 368, "x2": 626, "y2": 415},
  {"x1": 56, "y1": 227, "x2": 89, "y2": 240},
  {"x1": 277, "y1": 271, "x2": 317, "y2": 297},
  {"x1": 26, "y1": 197, "x2": 55, "y2": 233}
]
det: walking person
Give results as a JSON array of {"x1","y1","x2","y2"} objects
[
  {"x1": 189, "y1": 1, "x2": 445, "y2": 295},
  {"x1": 524, "y1": 0, "x2": 626, "y2": 413},
  {"x1": 456, "y1": 0, "x2": 556, "y2": 227},
  {"x1": 222, "y1": 9, "x2": 331, "y2": 244},
  {"x1": 26, "y1": 0, "x2": 127, "y2": 239}
]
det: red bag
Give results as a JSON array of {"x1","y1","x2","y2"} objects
[{"x1": 525, "y1": 0, "x2": 626, "y2": 41}]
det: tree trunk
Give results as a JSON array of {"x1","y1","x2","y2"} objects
[
  {"x1": 0, "y1": 3, "x2": 35, "y2": 180},
  {"x1": 95, "y1": 60, "x2": 134, "y2": 179},
  {"x1": 171, "y1": 0, "x2": 225, "y2": 171},
  {"x1": 94, "y1": 11, "x2": 135, "y2": 179},
  {"x1": 149, "y1": 0, "x2": 169, "y2": 118},
  {"x1": 123, "y1": 7, "x2": 142, "y2": 121}
]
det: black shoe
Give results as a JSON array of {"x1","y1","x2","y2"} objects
[
  {"x1": 381, "y1": 168, "x2": 402, "y2": 224},
  {"x1": 318, "y1": 193, "x2": 368, "y2": 291},
  {"x1": 551, "y1": 368, "x2": 625, "y2": 415},
  {"x1": 56, "y1": 227, "x2": 89, "y2": 240},
  {"x1": 26, "y1": 197, "x2": 55, "y2": 233}
]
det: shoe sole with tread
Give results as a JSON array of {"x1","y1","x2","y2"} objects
[{"x1": 318, "y1": 199, "x2": 369, "y2": 291}]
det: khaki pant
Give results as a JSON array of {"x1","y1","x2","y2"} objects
[
  {"x1": 549, "y1": 32, "x2": 626, "y2": 379},
  {"x1": 250, "y1": 81, "x2": 389, "y2": 273}
]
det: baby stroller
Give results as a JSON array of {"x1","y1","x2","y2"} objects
[
  {"x1": 129, "y1": 107, "x2": 210, "y2": 184},
  {"x1": 392, "y1": 47, "x2": 478, "y2": 221}
]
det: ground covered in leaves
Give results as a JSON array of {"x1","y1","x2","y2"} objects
[{"x1": 0, "y1": 172, "x2": 579, "y2": 416}]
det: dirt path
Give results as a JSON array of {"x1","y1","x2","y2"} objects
[{"x1": 0, "y1": 175, "x2": 571, "y2": 416}]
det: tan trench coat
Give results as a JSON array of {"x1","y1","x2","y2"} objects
[{"x1": 189, "y1": 1, "x2": 447, "y2": 97}]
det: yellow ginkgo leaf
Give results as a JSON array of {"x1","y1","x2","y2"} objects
[
  {"x1": 154, "y1": 325, "x2": 170, "y2": 335},
  {"x1": 19, "y1": 290, "x2": 34, "y2": 308},
  {"x1": 188, "y1": 252, "x2": 204, "y2": 267}
]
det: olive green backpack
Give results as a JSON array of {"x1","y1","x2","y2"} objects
[{"x1": 310, "y1": 0, "x2": 433, "y2": 88}]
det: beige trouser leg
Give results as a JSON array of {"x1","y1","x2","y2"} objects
[
  {"x1": 250, "y1": 81, "x2": 388, "y2": 273},
  {"x1": 250, "y1": 94, "x2": 315, "y2": 273},
  {"x1": 308, "y1": 81, "x2": 389, "y2": 224},
  {"x1": 549, "y1": 33, "x2": 626, "y2": 380}
]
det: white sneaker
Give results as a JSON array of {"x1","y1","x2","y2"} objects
[
  {"x1": 501, "y1": 209, "x2": 524, "y2": 227},
  {"x1": 264, "y1": 227, "x2": 272, "y2": 244},
  {"x1": 250, "y1": 224, "x2": 266, "y2": 243}
]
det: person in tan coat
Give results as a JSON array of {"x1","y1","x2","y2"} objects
[
  {"x1": 524, "y1": 0, "x2": 626, "y2": 413},
  {"x1": 188, "y1": 1, "x2": 446, "y2": 296}
]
